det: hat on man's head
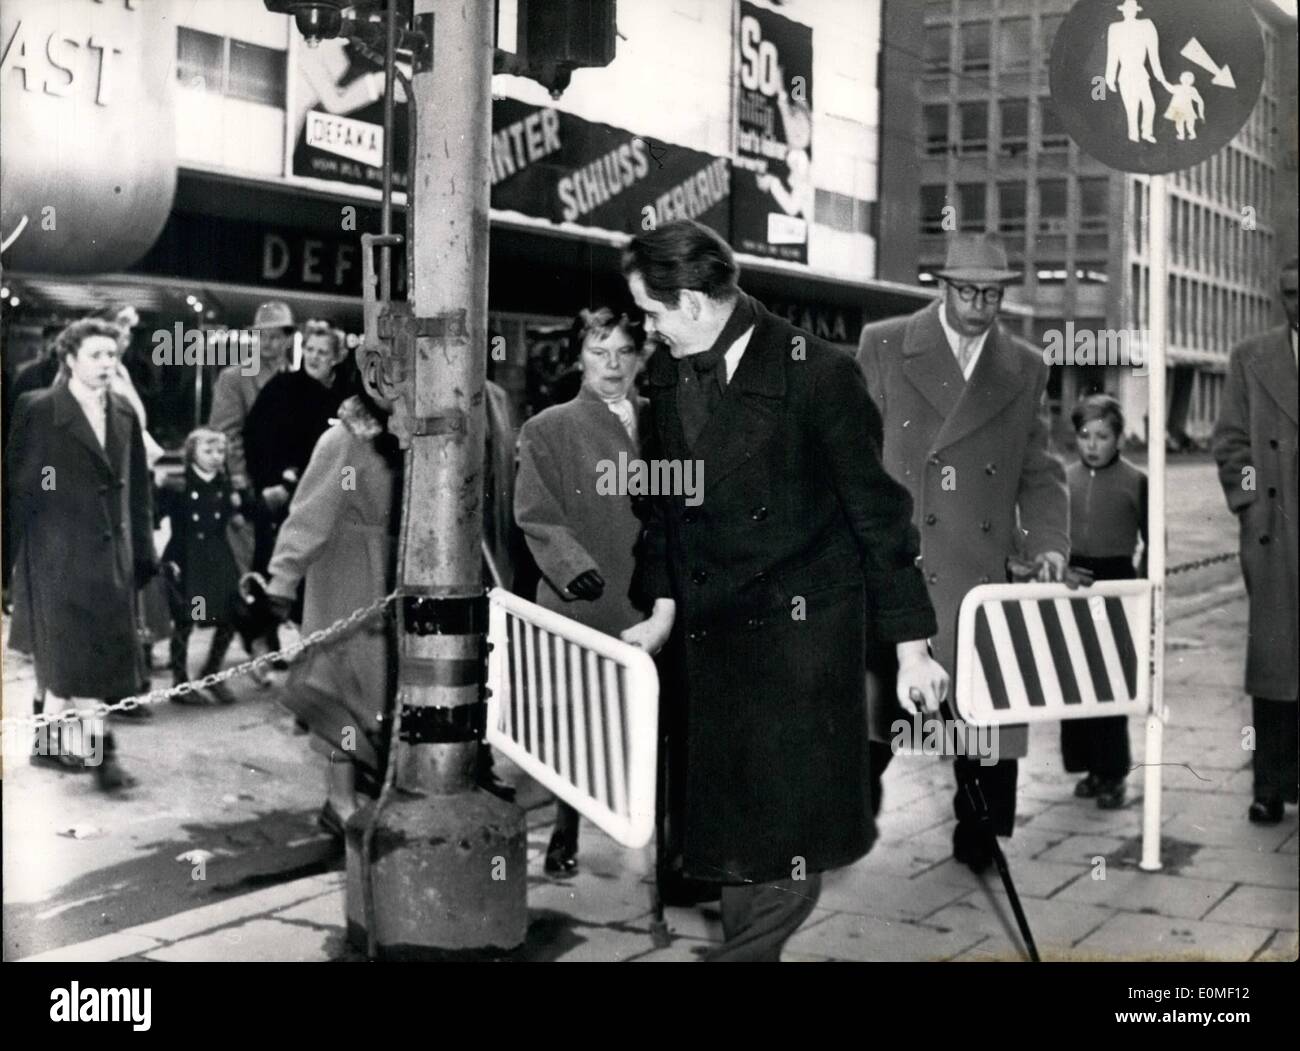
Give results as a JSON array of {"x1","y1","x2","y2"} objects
[
  {"x1": 935, "y1": 233, "x2": 1022, "y2": 284},
  {"x1": 253, "y1": 300, "x2": 295, "y2": 330},
  {"x1": 1116, "y1": 1, "x2": 1143, "y2": 14}
]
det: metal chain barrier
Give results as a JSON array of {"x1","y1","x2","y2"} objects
[
  {"x1": 1166, "y1": 551, "x2": 1237, "y2": 576},
  {"x1": 6, "y1": 590, "x2": 402, "y2": 732}
]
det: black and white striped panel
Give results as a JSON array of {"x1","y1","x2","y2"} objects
[{"x1": 958, "y1": 583, "x2": 1151, "y2": 726}]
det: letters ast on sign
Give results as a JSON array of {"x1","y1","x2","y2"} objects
[{"x1": 152, "y1": 323, "x2": 260, "y2": 377}]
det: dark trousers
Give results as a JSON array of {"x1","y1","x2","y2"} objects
[
  {"x1": 1061, "y1": 716, "x2": 1132, "y2": 780},
  {"x1": 1253, "y1": 696, "x2": 1299, "y2": 804},
  {"x1": 553, "y1": 799, "x2": 580, "y2": 848},
  {"x1": 953, "y1": 757, "x2": 1018, "y2": 838},
  {"x1": 705, "y1": 874, "x2": 822, "y2": 962},
  {"x1": 1058, "y1": 554, "x2": 1136, "y2": 783}
]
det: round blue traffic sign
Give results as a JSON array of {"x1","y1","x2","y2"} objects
[{"x1": 1049, "y1": 0, "x2": 1264, "y2": 174}]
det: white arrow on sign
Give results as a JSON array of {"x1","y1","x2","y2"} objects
[{"x1": 1180, "y1": 38, "x2": 1236, "y2": 88}]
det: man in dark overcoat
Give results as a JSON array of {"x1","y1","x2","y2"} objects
[
  {"x1": 1212, "y1": 257, "x2": 1299, "y2": 824},
  {"x1": 856, "y1": 233, "x2": 1069, "y2": 873},
  {"x1": 621, "y1": 220, "x2": 948, "y2": 961},
  {"x1": 7, "y1": 318, "x2": 157, "y2": 789}
]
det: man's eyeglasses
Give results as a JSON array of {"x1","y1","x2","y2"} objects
[{"x1": 946, "y1": 281, "x2": 1005, "y2": 306}]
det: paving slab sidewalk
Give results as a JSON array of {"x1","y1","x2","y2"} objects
[{"x1": 18, "y1": 595, "x2": 1297, "y2": 963}]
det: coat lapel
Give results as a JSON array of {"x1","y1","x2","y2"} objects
[
  {"x1": 52, "y1": 382, "x2": 113, "y2": 477},
  {"x1": 934, "y1": 323, "x2": 1027, "y2": 451},
  {"x1": 1247, "y1": 327, "x2": 1298, "y2": 426},
  {"x1": 901, "y1": 302, "x2": 965, "y2": 422},
  {"x1": 105, "y1": 395, "x2": 134, "y2": 478},
  {"x1": 690, "y1": 302, "x2": 786, "y2": 490}
]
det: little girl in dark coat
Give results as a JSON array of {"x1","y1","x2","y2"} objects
[{"x1": 157, "y1": 428, "x2": 245, "y2": 704}]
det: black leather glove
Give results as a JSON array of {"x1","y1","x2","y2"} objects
[
  {"x1": 267, "y1": 592, "x2": 294, "y2": 624},
  {"x1": 134, "y1": 558, "x2": 159, "y2": 590},
  {"x1": 566, "y1": 569, "x2": 606, "y2": 601}
]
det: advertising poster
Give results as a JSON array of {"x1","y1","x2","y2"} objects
[{"x1": 732, "y1": 1, "x2": 813, "y2": 263}]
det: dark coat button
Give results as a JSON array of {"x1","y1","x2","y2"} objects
[
  {"x1": 688, "y1": 629, "x2": 707, "y2": 643},
  {"x1": 985, "y1": 463, "x2": 998, "y2": 476},
  {"x1": 980, "y1": 520, "x2": 991, "y2": 532},
  {"x1": 753, "y1": 571, "x2": 769, "y2": 584},
  {"x1": 928, "y1": 573, "x2": 939, "y2": 585},
  {"x1": 692, "y1": 568, "x2": 708, "y2": 585},
  {"x1": 1260, "y1": 535, "x2": 1271, "y2": 545},
  {"x1": 1269, "y1": 439, "x2": 1279, "y2": 449},
  {"x1": 979, "y1": 575, "x2": 991, "y2": 584},
  {"x1": 1268, "y1": 487, "x2": 1277, "y2": 497},
  {"x1": 102, "y1": 531, "x2": 112, "y2": 542},
  {"x1": 925, "y1": 513, "x2": 938, "y2": 525},
  {"x1": 751, "y1": 506, "x2": 768, "y2": 521},
  {"x1": 197, "y1": 531, "x2": 206, "y2": 540},
  {"x1": 928, "y1": 453, "x2": 942, "y2": 466}
]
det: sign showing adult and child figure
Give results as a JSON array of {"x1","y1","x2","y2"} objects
[{"x1": 1051, "y1": 0, "x2": 1264, "y2": 175}]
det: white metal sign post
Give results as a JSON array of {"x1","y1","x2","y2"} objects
[{"x1": 1048, "y1": 0, "x2": 1264, "y2": 870}]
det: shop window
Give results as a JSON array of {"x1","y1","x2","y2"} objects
[
  {"x1": 1079, "y1": 177, "x2": 1109, "y2": 231},
  {"x1": 961, "y1": 22, "x2": 990, "y2": 74},
  {"x1": 1040, "y1": 15, "x2": 1064, "y2": 63},
  {"x1": 178, "y1": 28, "x2": 224, "y2": 90},
  {"x1": 998, "y1": 182, "x2": 1026, "y2": 232},
  {"x1": 998, "y1": 19, "x2": 1031, "y2": 73},
  {"x1": 229, "y1": 40, "x2": 286, "y2": 107},
  {"x1": 959, "y1": 101, "x2": 988, "y2": 154},
  {"x1": 1038, "y1": 179, "x2": 1068, "y2": 233},
  {"x1": 999, "y1": 98, "x2": 1028, "y2": 155},
  {"x1": 924, "y1": 104, "x2": 951, "y2": 156},
  {"x1": 957, "y1": 183, "x2": 986, "y2": 231},
  {"x1": 921, "y1": 185, "x2": 949, "y2": 235},
  {"x1": 1039, "y1": 98, "x2": 1070, "y2": 151},
  {"x1": 925, "y1": 25, "x2": 951, "y2": 74},
  {"x1": 177, "y1": 27, "x2": 285, "y2": 108}
]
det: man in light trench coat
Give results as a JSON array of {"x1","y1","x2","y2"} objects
[
  {"x1": 1212, "y1": 257, "x2": 1299, "y2": 825},
  {"x1": 857, "y1": 233, "x2": 1069, "y2": 874}
]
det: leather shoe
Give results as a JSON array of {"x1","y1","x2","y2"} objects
[
  {"x1": 1095, "y1": 779, "x2": 1127, "y2": 810},
  {"x1": 952, "y1": 821, "x2": 994, "y2": 875},
  {"x1": 1074, "y1": 774, "x2": 1100, "y2": 799},
  {"x1": 1248, "y1": 798, "x2": 1284, "y2": 825},
  {"x1": 544, "y1": 830, "x2": 578, "y2": 876}
]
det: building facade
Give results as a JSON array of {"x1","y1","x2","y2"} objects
[
  {"x1": 2, "y1": 0, "x2": 931, "y2": 447},
  {"x1": 879, "y1": 0, "x2": 1298, "y2": 444}
]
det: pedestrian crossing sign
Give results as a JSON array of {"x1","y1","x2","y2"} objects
[{"x1": 955, "y1": 581, "x2": 1152, "y2": 726}]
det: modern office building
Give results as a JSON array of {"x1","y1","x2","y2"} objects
[{"x1": 878, "y1": 0, "x2": 1298, "y2": 444}]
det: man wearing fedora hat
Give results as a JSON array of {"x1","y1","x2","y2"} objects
[
  {"x1": 856, "y1": 233, "x2": 1069, "y2": 873},
  {"x1": 208, "y1": 300, "x2": 297, "y2": 667}
]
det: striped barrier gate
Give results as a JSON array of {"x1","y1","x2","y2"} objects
[
  {"x1": 954, "y1": 581, "x2": 1152, "y2": 726},
  {"x1": 485, "y1": 588, "x2": 659, "y2": 849}
]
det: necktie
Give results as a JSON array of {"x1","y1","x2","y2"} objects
[
  {"x1": 677, "y1": 293, "x2": 755, "y2": 450},
  {"x1": 957, "y1": 337, "x2": 978, "y2": 379},
  {"x1": 608, "y1": 398, "x2": 637, "y2": 442}
]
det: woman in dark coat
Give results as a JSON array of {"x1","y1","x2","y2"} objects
[
  {"x1": 514, "y1": 307, "x2": 648, "y2": 874},
  {"x1": 6, "y1": 319, "x2": 156, "y2": 790}
]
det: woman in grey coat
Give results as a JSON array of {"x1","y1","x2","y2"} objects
[{"x1": 514, "y1": 307, "x2": 648, "y2": 874}]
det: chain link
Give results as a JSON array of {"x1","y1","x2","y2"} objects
[
  {"x1": 6, "y1": 590, "x2": 401, "y2": 733},
  {"x1": 1166, "y1": 551, "x2": 1237, "y2": 576}
]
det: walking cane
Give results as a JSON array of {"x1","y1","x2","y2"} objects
[
  {"x1": 649, "y1": 712, "x2": 672, "y2": 949},
  {"x1": 937, "y1": 687, "x2": 1040, "y2": 963}
]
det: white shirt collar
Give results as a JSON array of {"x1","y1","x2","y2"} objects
[
  {"x1": 192, "y1": 465, "x2": 218, "y2": 483},
  {"x1": 723, "y1": 324, "x2": 755, "y2": 383},
  {"x1": 67, "y1": 374, "x2": 107, "y2": 411},
  {"x1": 936, "y1": 305, "x2": 992, "y2": 380}
]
